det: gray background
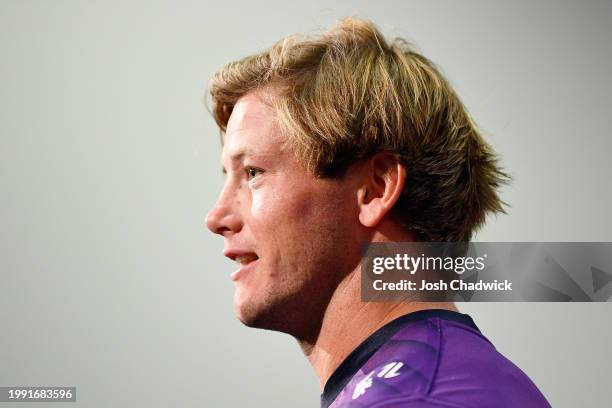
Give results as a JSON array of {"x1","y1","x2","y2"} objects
[{"x1": 1, "y1": 0, "x2": 610, "y2": 407}]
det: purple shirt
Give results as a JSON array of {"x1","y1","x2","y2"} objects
[{"x1": 322, "y1": 309, "x2": 551, "y2": 407}]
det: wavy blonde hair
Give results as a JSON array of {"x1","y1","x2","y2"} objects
[{"x1": 208, "y1": 16, "x2": 510, "y2": 242}]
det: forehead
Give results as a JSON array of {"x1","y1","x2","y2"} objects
[{"x1": 221, "y1": 92, "x2": 285, "y2": 161}]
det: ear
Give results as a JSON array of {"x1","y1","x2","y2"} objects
[{"x1": 357, "y1": 153, "x2": 406, "y2": 228}]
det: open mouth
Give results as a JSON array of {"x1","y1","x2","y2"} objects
[
  {"x1": 229, "y1": 252, "x2": 260, "y2": 282},
  {"x1": 234, "y1": 254, "x2": 259, "y2": 265}
]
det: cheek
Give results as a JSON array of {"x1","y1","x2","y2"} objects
[
  {"x1": 250, "y1": 186, "x2": 310, "y2": 223},
  {"x1": 248, "y1": 180, "x2": 358, "y2": 249},
  {"x1": 250, "y1": 188, "x2": 274, "y2": 219}
]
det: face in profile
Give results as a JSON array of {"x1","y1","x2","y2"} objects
[{"x1": 206, "y1": 90, "x2": 364, "y2": 337}]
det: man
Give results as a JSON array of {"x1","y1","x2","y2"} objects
[{"x1": 205, "y1": 16, "x2": 551, "y2": 407}]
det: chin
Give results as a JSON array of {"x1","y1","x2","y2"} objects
[
  {"x1": 233, "y1": 290, "x2": 296, "y2": 333},
  {"x1": 233, "y1": 290, "x2": 267, "y2": 328},
  {"x1": 234, "y1": 303, "x2": 259, "y2": 328}
]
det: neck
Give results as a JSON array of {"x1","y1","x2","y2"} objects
[{"x1": 298, "y1": 258, "x2": 457, "y2": 390}]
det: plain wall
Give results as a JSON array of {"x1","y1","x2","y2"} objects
[{"x1": 1, "y1": 1, "x2": 610, "y2": 407}]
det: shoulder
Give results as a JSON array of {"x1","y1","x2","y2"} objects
[{"x1": 329, "y1": 316, "x2": 551, "y2": 408}]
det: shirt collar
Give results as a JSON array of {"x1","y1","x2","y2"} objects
[{"x1": 320, "y1": 309, "x2": 480, "y2": 408}]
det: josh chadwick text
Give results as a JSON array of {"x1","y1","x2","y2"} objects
[{"x1": 372, "y1": 279, "x2": 513, "y2": 292}]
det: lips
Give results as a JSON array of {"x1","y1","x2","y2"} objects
[{"x1": 223, "y1": 249, "x2": 259, "y2": 281}]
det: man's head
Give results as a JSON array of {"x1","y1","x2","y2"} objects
[
  {"x1": 205, "y1": 17, "x2": 509, "y2": 336},
  {"x1": 205, "y1": 90, "x2": 361, "y2": 337}
]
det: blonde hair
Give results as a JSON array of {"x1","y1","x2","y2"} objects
[{"x1": 208, "y1": 16, "x2": 511, "y2": 242}]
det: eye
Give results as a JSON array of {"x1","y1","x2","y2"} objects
[{"x1": 246, "y1": 167, "x2": 264, "y2": 180}]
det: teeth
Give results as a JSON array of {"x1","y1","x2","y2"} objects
[{"x1": 235, "y1": 255, "x2": 258, "y2": 265}]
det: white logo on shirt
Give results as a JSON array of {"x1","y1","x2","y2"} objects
[
  {"x1": 351, "y1": 361, "x2": 404, "y2": 400},
  {"x1": 352, "y1": 370, "x2": 374, "y2": 400},
  {"x1": 378, "y1": 361, "x2": 403, "y2": 378}
]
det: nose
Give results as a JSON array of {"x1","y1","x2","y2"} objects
[{"x1": 205, "y1": 191, "x2": 243, "y2": 236}]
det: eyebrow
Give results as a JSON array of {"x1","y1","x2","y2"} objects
[{"x1": 221, "y1": 148, "x2": 253, "y2": 175}]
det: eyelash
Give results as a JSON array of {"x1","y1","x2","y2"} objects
[{"x1": 245, "y1": 167, "x2": 264, "y2": 180}]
